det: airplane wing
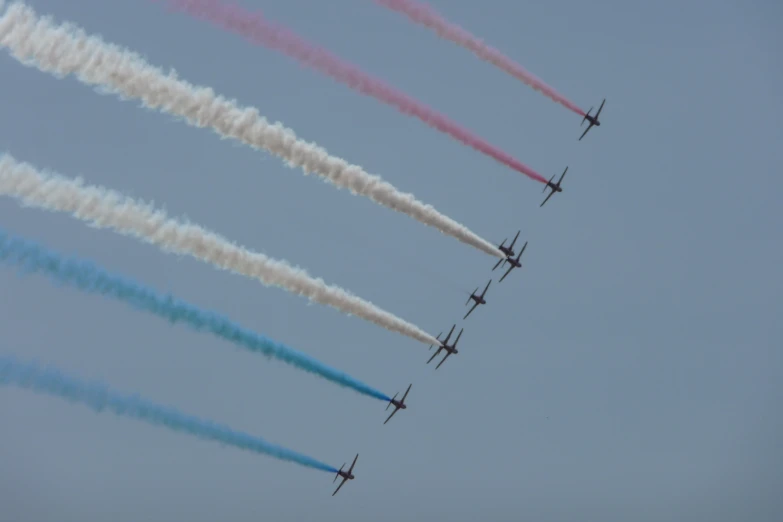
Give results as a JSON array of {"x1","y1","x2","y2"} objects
[
  {"x1": 540, "y1": 189, "x2": 555, "y2": 208},
  {"x1": 499, "y1": 263, "x2": 515, "y2": 282},
  {"x1": 492, "y1": 257, "x2": 506, "y2": 271},
  {"x1": 435, "y1": 351, "x2": 451, "y2": 369},
  {"x1": 463, "y1": 301, "x2": 479, "y2": 320},
  {"x1": 347, "y1": 454, "x2": 358, "y2": 474},
  {"x1": 578, "y1": 122, "x2": 593, "y2": 141},
  {"x1": 480, "y1": 280, "x2": 491, "y2": 298},
  {"x1": 442, "y1": 325, "x2": 456, "y2": 345},
  {"x1": 427, "y1": 346, "x2": 443, "y2": 364},
  {"x1": 557, "y1": 166, "x2": 568, "y2": 185},
  {"x1": 401, "y1": 384, "x2": 412, "y2": 403},
  {"x1": 384, "y1": 406, "x2": 400, "y2": 424},
  {"x1": 595, "y1": 99, "x2": 606, "y2": 118},
  {"x1": 332, "y1": 476, "x2": 348, "y2": 496},
  {"x1": 453, "y1": 328, "x2": 464, "y2": 347},
  {"x1": 509, "y1": 230, "x2": 520, "y2": 250}
]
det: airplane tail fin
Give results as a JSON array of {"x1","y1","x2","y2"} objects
[
  {"x1": 466, "y1": 289, "x2": 477, "y2": 306},
  {"x1": 386, "y1": 393, "x2": 398, "y2": 410},
  {"x1": 334, "y1": 464, "x2": 344, "y2": 482},
  {"x1": 429, "y1": 332, "x2": 442, "y2": 350}
]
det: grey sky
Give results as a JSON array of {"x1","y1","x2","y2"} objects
[{"x1": 1, "y1": 0, "x2": 781, "y2": 520}]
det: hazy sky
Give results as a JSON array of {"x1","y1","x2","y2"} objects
[{"x1": 1, "y1": 0, "x2": 781, "y2": 520}]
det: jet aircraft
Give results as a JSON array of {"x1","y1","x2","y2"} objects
[
  {"x1": 464, "y1": 280, "x2": 491, "y2": 320},
  {"x1": 498, "y1": 241, "x2": 527, "y2": 283},
  {"x1": 579, "y1": 98, "x2": 606, "y2": 141},
  {"x1": 493, "y1": 230, "x2": 521, "y2": 270},
  {"x1": 427, "y1": 325, "x2": 463, "y2": 369},
  {"x1": 384, "y1": 384, "x2": 412, "y2": 424},
  {"x1": 540, "y1": 167, "x2": 568, "y2": 208},
  {"x1": 332, "y1": 454, "x2": 359, "y2": 496}
]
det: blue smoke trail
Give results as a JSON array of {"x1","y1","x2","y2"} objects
[
  {"x1": 0, "y1": 354, "x2": 338, "y2": 473},
  {"x1": 0, "y1": 230, "x2": 391, "y2": 402}
]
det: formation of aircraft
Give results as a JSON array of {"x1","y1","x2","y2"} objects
[
  {"x1": 493, "y1": 231, "x2": 521, "y2": 270},
  {"x1": 427, "y1": 325, "x2": 463, "y2": 369},
  {"x1": 331, "y1": 96, "x2": 606, "y2": 497}
]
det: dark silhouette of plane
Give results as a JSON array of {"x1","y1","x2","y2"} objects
[
  {"x1": 541, "y1": 167, "x2": 568, "y2": 208},
  {"x1": 332, "y1": 454, "x2": 358, "y2": 496},
  {"x1": 493, "y1": 230, "x2": 521, "y2": 270},
  {"x1": 499, "y1": 241, "x2": 527, "y2": 283},
  {"x1": 427, "y1": 325, "x2": 463, "y2": 369},
  {"x1": 464, "y1": 280, "x2": 491, "y2": 319},
  {"x1": 579, "y1": 98, "x2": 605, "y2": 141},
  {"x1": 384, "y1": 384, "x2": 412, "y2": 424}
]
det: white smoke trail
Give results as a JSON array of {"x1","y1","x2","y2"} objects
[
  {"x1": 0, "y1": 153, "x2": 441, "y2": 346},
  {"x1": 0, "y1": 1, "x2": 504, "y2": 260}
]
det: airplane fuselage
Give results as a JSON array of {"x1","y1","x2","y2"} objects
[
  {"x1": 472, "y1": 296, "x2": 486, "y2": 305},
  {"x1": 338, "y1": 471, "x2": 354, "y2": 480},
  {"x1": 499, "y1": 246, "x2": 515, "y2": 257},
  {"x1": 391, "y1": 400, "x2": 407, "y2": 410},
  {"x1": 547, "y1": 182, "x2": 563, "y2": 193}
]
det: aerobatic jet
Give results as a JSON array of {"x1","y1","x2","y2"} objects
[
  {"x1": 579, "y1": 98, "x2": 606, "y2": 141},
  {"x1": 332, "y1": 454, "x2": 359, "y2": 496},
  {"x1": 427, "y1": 324, "x2": 463, "y2": 370},
  {"x1": 464, "y1": 280, "x2": 491, "y2": 320},
  {"x1": 493, "y1": 230, "x2": 521, "y2": 270},
  {"x1": 498, "y1": 241, "x2": 527, "y2": 283},
  {"x1": 541, "y1": 167, "x2": 568, "y2": 208},
  {"x1": 384, "y1": 384, "x2": 412, "y2": 425}
]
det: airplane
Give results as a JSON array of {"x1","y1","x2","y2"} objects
[
  {"x1": 540, "y1": 167, "x2": 568, "y2": 208},
  {"x1": 464, "y1": 280, "x2": 491, "y2": 320},
  {"x1": 579, "y1": 98, "x2": 606, "y2": 141},
  {"x1": 498, "y1": 241, "x2": 527, "y2": 283},
  {"x1": 384, "y1": 384, "x2": 412, "y2": 424},
  {"x1": 332, "y1": 453, "x2": 359, "y2": 496},
  {"x1": 427, "y1": 324, "x2": 463, "y2": 369},
  {"x1": 493, "y1": 230, "x2": 521, "y2": 270}
]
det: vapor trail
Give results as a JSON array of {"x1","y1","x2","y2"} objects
[
  {"x1": 0, "y1": 354, "x2": 338, "y2": 473},
  {"x1": 164, "y1": 0, "x2": 549, "y2": 185},
  {"x1": 0, "y1": 230, "x2": 391, "y2": 401},
  {"x1": 0, "y1": 1, "x2": 503, "y2": 259},
  {"x1": 375, "y1": 0, "x2": 586, "y2": 116},
  {"x1": 0, "y1": 153, "x2": 440, "y2": 346}
]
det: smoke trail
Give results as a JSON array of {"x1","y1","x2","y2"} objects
[
  {"x1": 375, "y1": 0, "x2": 586, "y2": 117},
  {"x1": 0, "y1": 354, "x2": 338, "y2": 473},
  {"x1": 0, "y1": 2, "x2": 503, "y2": 260},
  {"x1": 0, "y1": 154, "x2": 440, "y2": 347},
  {"x1": 163, "y1": 0, "x2": 549, "y2": 185},
  {"x1": 0, "y1": 230, "x2": 391, "y2": 401}
]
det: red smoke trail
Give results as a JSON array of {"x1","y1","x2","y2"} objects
[
  {"x1": 376, "y1": 0, "x2": 586, "y2": 117},
  {"x1": 166, "y1": 0, "x2": 549, "y2": 184}
]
